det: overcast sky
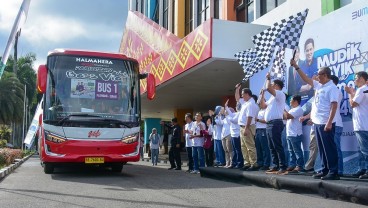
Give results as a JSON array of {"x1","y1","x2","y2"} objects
[{"x1": 0, "y1": 0, "x2": 129, "y2": 70}]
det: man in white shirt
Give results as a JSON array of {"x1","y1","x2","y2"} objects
[
  {"x1": 291, "y1": 59, "x2": 339, "y2": 180},
  {"x1": 331, "y1": 75, "x2": 344, "y2": 176},
  {"x1": 345, "y1": 71, "x2": 368, "y2": 179},
  {"x1": 209, "y1": 107, "x2": 226, "y2": 166},
  {"x1": 284, "y1": 95, "x2": 305, "y2": 172},
  {"x1": 259, "y1": 74, "x2": 287, "y2": 174},
  {"x1": 235, "y1": 86, "x2": 258, "y2": 171},
  {"x1": 184, "y1": 113, "x2": 194, "y2": 172}
]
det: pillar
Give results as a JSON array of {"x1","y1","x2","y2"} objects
[
  {"x1": 174, "y1": 109, "x2": 193, "y2": 143},
  {"x1": 144, "y1": 118, "x2": 162, "y2": 145}
]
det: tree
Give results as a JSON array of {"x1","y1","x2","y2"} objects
[
  {"x1": 5, "y1": 53, "x2": 37, "y2": 106},
  {"x1": 0, "y1": 72, "x2": 24, "y2": 123}
]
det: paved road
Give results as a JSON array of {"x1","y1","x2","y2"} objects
[{"x1": 0, "y1": 155, "x2": 365, "y2": 208}]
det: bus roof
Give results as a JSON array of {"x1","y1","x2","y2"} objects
[{"x1": 47, "y1": 49, "x2": 138, "y2": 63}]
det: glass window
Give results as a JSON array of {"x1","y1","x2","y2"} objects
[
  {"x1": 235, "y1": 0, "x2": 245, "y2": 22},
  {"x1": 247, "y1": 0, "x2": 254, "y2": 23},
  {"x1": 214, "y1": 0, "x2": 220, "y2": 19},
  {"x1": 153, "y1": 1, "x2": 159, "y2": 24},
  {"x1": 198, "y1": 0, "x2": 210, "y2": 26},
  {"x1": 140, "y1": 0, "x2": 145, "y2": 14},
  {"x1": 163, "y1": 0, "x2": 169, "y2": 29},
  {"x1": 260, "y1": 0, "x2": 285, "y2": 16},
  {"x1": 172, "y1": 0, "x2": 175, "y2": 33},
  {"x1": 185, "y1": 0, "x2": 193, "y2": 35}
]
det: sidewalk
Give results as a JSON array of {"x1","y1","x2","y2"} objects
[
  {"x1": 141, "y1": 152, "x2": 189, "y2": 166},
  {"x1": 199, "y1": 167, "x2": 368, "y2": 205}
]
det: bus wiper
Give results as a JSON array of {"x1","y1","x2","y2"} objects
[
  {"x1": 57, "y1": 114, "x2": 101, "y2": 126},
  {"x1": 100, "y1": 118, "x2": 133, "y2": 128}
]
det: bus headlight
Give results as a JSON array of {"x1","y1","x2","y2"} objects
[
  {"x1": 121, "y1": 134, "x2": 138, "y2": 144},
  {"x1": 45, "y1": 131, "x2": 67, "y2": 143}
]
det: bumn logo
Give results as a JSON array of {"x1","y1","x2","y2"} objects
[{"x1": 88, "y1": 130, "x2": 101, "y2": 138}]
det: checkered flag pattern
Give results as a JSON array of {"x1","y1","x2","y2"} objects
[
  {"x1": 235, "y1": 9, "x2": 309, "y2": 82},
  {"x1": 270, "y1": 48, "x2": 286, "y2": 82}
]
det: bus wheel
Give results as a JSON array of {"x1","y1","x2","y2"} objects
[
  {"x1": 111, "y1": 164, "x2": 123, "y2": 172},
  {"x1": 44, "y1": 163, "x2": 54, "y2": 174}
]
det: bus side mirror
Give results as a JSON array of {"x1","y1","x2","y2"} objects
[
  {"x1": 37, "y1": 65, "x2": 47, "y2": 94},
  {"x1": 146, "y1": 73, "x2": 156, "y2": 100}
]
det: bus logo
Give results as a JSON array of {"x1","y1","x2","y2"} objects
[{"x1": 88, "y1": 130, "x2": 101, "y2": 138}]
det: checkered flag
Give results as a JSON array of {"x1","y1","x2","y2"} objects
[
  {"x1": 270, "y1": 48, "x2": 286, "y2": 82},
  {"x1": 235, "y1": 9, "x2": 309, "y2": 81}
]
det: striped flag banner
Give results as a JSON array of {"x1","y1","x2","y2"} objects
[{"x1": 0, "y1": 0, "x2": 31, "y2": 79}]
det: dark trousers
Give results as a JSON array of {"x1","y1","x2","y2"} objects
[
  {"x1": 314, "y1": 123, "x2": 338, "y2": 174},
  {"x1": 231, "y1": 136, "x2": 244, "y2": 168},
  {"x1": 169, "y1": 146, "x2": 181, "y2": 168},
  {"x1": 186, "y1": 147, "x2": 194, "y2": 170},
  {"x1": 266, "y1": 120, "x2": 286, "y2": 170},
  {"x1": 204, "y1": 146, "x2": 214, "y2": 167},
  {"x1": 255, "y1": 129, "x2": 271, "y2": 167}
]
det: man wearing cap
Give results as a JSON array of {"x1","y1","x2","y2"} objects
[
  {"x1": 209, "y1": 107, "x2": 226, "y2": 166},
  {"x1": 291, "y1": 59, "x2": 339, "y2": 180},
  {"x1": 235, "y1": 85, "x2": 258, "y2": 171},
  {"x1": 259, "y1": 74, "x2": 287, "y2": 174},
  {"x1": 163, "y1": 118, "x2": 182, "y2": 170}
]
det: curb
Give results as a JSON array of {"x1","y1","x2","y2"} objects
[
  {"x1": 141, "y1": 158, "x2": 189, "y2": 166},
  {"x1": 0, "y1": 154, "x2": 34, "y2": 181},
  {"x1": 200, "y1": 167, "x2": 368, "y2": 205}
]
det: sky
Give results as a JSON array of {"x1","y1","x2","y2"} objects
[{"x1": 0, "y1": 0, "x2": 129, "y2": 70}]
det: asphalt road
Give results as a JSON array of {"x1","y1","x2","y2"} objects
[{"x1": 0, "y1": 155, "x2": 365, "y2": 208}]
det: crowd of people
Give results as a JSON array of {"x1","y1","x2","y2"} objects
[{"x1": 151, "y1": 58, "x2": 368, "y2": 180}]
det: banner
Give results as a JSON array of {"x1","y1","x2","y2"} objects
[
  {"x1": 24, "y1": 99, "x2": 42, "y2": 149},
  {"x1": 0, "y1": 0, "x2": 31, "y2": 79},
  {"x1": 284, "y1": 1, "x2": 368, "y2": 173}
]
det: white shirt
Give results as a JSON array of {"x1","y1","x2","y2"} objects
[
  {"x1": 213, "y1": 116, "x2": 224, "y2": 140},
  {"x1": 256, "y1": 109, "x2": 267, "y2": 129},
  {"x1": 334, "y1": 91, "x2": 343, "y2": 127},
  {"x1": 283, "y1": 104, "x2": 290, "y2": 125},
  {"x1": 221, "y1": 117, "x2": 231, "y2": 138},
  {"x1": 225, "y1": 107, "x2": 240, "y2": 137},
  {"x1": 264, "y1": 90, "x2": 286, "y2": 122},
  {"x1": 190, "y1": 121, "x2": 206, "y2": 147},
  {"x1": 184, "y1": 122, "x2": 194, "y2": 147},
  {"x1": 238, "y1": 98, "x2": 258, "y2": 125},
  {"x1": 352, "y1": 85, "x2": 368, "y2": 131},
  {"x1": 286, "y1": 106, "x2": 304, "y2": 137},
  {"x1": 311, "y1": 80, "x2": 339, "y2": 125}
]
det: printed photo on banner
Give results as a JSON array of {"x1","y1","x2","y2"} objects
[{"x1": 70, "y1": 79, "x2": 96, "y2": 99}]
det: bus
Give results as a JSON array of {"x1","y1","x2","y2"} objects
[{"x1": 36, "y1": 49, "x2": 155, "y2": 174}]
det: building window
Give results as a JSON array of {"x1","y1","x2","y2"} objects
[
  {"x1": 198, "y1": 0, "x2": 210, "y2": 26},
  {"x1": 171, "y1": 0, "x2": 175, "y2": 33},
  {"x1": 235, "y1": 0, "x2": 245, "y2": 22},
  {"x1": 163, "y1": 0, "x2": 169, "y2": 29},
  {"x1": 135, "y1": 0, "x2": 139, "y2": 11},
  {"x1": 140, "y1": 0, "x2": 145, "y2": 14},
  {"x1": 153, "y1": 1, "x2": 159, "y2": 24},
  {"x1": 260, "y1": 0, "x2": 286, "y2": 16},
  {"x1": 247, "y1": 0, "x2": 254, "y2": 23},
  {"x1": 185, "y1": 0, "x2": 193, "y2": 35},
  {"x1": 214, "y1": 0, "x2": 221, "y2": 19}
]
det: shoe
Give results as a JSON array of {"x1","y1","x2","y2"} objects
[
  {"x1": 239, "y1": 166, "x2": 251, "y2": 171},
  {"x1": 321, "y1": 174, "x2": 340, "y2": 180},
  {"x1": 266, "y1": 167, "x2": 279, "y2": 173},
  {"x1": 312, "y1": 172, "x2": 326, "y2": 179},
  {"x1": 286, "y1": 167, "x2": 295, "y2": 171},
  {"x1": 352, "y1": 169, "x2": 366, "y2": 178},
  {"x1": 190, "y1": 170, "x2": 199, "y2": 174},
  {"x1": 174, "y1": 167, "x2": 182, "y2": 170},
  {"x1": 259, "y1": 166, "x2": 270, "y2": 171},
  {"x1": 305, "y1": 168, "x2": 314, "y2": 173},
  {"x1": 293, "y1": 167, "x2": 305, "y2": 173},
  {"x1": 186, "y1": 169, "x2": 192, "y2": 173},
  {"x1": 246, "y1": 165, "x2": 260, "y2": 171},
  {"x1": 359, "y1": 173, "x2": 368, "y2": 179},
  {"x1": 276, "y1": 169, "x2": 287, "y2": 175},
  {"x1": 168, "y1": 167, "x2": 176, "y2": 170}
]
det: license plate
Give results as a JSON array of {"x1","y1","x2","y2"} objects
[{"x1": 85, "y1": 157, "x2": 104, "y2": 164}]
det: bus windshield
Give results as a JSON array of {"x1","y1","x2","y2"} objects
[{"x1": 44, "y1": 55, "x2": 140, "y2": 125}]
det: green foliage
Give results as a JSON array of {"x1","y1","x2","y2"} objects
[
  {"x1": 0, "y1": 139, "x2": 7, "y2": 148},
  {"x1": 0, "y1": 125, "x2": 12, "y2": 142},
  {"x1": 0, "y1": 72, "x2": 24, "y2": 123}
]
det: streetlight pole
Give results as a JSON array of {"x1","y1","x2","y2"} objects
[{"x1": 22, "y1": 84, "x2": 26, "y2": 150}]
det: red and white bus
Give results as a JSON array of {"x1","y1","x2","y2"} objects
[{"x1": 37, "y1": 49, "x2": 155, "y2": 174}]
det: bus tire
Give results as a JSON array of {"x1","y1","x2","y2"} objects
[
  {"x1": 111, "y1": 164, "x2": 123, "y2": 172},
  {"x1": 44, "y1": 163, "x2": 54, "y2": 174}
]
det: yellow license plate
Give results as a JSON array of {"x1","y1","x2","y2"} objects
[{"x1": 85, "y1": 157, "x2": 104, "y2": 164}]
